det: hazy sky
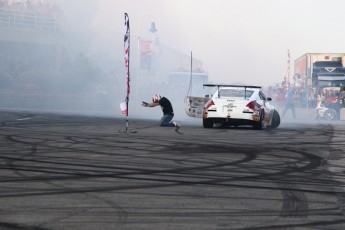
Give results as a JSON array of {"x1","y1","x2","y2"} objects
[{"x1": 90, "y1": 0, "x2": 345, "y2": 87}]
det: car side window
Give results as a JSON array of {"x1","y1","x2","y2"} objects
[{"x1": 259, "y1": 91, "x2": 267, "y2": 100}]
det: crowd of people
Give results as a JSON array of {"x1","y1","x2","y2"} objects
[
  {"x1": 268, "y1": 85, "x2": 309, "y2": 110},
  {"x1": 266, "y1": 83, "x2": 343, "y2": 119},
  {"x1": 269, "y1": 85, "x2": 337, "y2": 108}
]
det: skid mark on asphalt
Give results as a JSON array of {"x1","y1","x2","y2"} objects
[{"x1": 1, "y1": 113, "x2": 345, "y2": 229}]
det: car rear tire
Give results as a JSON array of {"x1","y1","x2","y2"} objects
[
  {"x1": 203, "y1": 118, "x2": 214, "y2": 128},
  {"x1": 270, "y1": 110, "x2": 281, "y2": 128}
]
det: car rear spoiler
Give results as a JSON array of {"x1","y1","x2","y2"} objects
[
  {"x1": 203, "y1": 84, "x2": 262, "y2": 89},
  {"x1": 203, "y1": 84, "x2": 262, "y2": 99}
]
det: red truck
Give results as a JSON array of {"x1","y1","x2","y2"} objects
[{"x1": 294, "y1": 53, "x2": 345, "y2": 90}]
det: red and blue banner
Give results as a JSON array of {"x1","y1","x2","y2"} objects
[{"x1": 121, "y1": 13, "x2": 130, "y2": 118}]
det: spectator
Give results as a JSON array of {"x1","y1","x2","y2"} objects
[
  {"x1": 299, "y1": 87, "x2": 307, "y2": 108},
  {"x1": 282, "y1": 87, "x2": 297, "y2": 119},
  {"x1": 275, "y1": 87, "x2": 286, "y2": 111},
  {"x1": 308, "y1": 88, "x2": 317, "y2": 108}
]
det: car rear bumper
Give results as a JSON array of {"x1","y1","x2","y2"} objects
[
  {"x1": 203, "y1": 111, "x2": 261, "y2": 126},
  {"x1": 204, "y1": 111, "x2": 259, "y2": 121}
]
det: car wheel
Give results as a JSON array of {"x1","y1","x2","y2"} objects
[
  {"x1": 270, "y1": 110, "x2": 281, "y2": 128},
  {"x1": 203, "y1": 118, "x2": 214, "y2": 128},
  {"x1": 324, "y1": 109, "x2": 336, "y2": 121}
]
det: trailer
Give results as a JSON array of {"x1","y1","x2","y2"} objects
[{"x1": 294, "y1": 53, "x2": 345, "y2": 90}]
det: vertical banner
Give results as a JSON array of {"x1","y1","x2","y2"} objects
[
  {"x1": 124, "y1": 13, "x2": 130, "y2": 99},
  {"x1": 122, "y1": 13, "x2": 130, "y2": 131}
]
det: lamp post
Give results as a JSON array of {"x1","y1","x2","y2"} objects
[{"x1": 136, "y1": 15, "x2": 158, "y2": 99}]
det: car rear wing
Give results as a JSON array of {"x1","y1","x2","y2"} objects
[
  {"x1": 203, "y1": 84, "x2": 262, "y2": 99},
  {"x1": 203, "y1": 84, "x2": 262, "y2": 89}
]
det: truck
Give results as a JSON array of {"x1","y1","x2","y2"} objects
[
  {"x1": 169, "y1": 69, "x2": 208, "y2": 91},
  {"x1": 294, "y1": 53, "x2": 345, "y2": 90},
  {"x1": 168, "y1": 68, "x2": 208, "y2": 98}
]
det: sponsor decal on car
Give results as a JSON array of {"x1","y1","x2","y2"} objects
[{"x1": 252, "y1": 114, "x2": 260, "y2": 122}]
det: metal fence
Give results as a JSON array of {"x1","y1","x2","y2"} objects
[{"x1": 0, "y1": 8, "x2": 64, "y2": 32}]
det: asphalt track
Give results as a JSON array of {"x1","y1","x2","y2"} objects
[{"x1": 1, "y1": 110, "x2": 345, "y2": 230}]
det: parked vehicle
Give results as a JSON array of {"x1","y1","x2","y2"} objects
[
  {"x1": 294, "y1": 53, "x2": 345, "y2": 90},
  {"x1": 316, "y1": 103, "x2": 337, "y2": 121},
  {"x1": 316, "y1": 86, "x2": 344, "y2": 120}
]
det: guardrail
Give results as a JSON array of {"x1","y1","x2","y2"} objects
[{"x1": 0, "y1": 8, "x2": 64, "y2": 32}]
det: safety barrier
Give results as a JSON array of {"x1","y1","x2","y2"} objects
[{"x1": 0, "y1": 8, "x2": 64, "y2": 32}]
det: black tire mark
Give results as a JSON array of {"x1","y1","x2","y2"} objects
[{"x1": 2, "y1": 112, "x2": 345, "y2": 230}]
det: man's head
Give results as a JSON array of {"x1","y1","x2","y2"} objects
[{"x1": 152, "y1": 94, "x2": 161, "y2": 103}]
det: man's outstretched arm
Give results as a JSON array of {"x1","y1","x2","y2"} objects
[{"x1": 141, "y1": 101, "x2": 160, "y2": 107}]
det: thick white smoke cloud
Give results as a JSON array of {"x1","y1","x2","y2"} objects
[{"x1": 2, "y1": 0, "x2": 344, "y2": 125}]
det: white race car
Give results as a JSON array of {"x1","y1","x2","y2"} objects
[{"x1": 184, "y1": 84, "x2": 280, "y2": 129}]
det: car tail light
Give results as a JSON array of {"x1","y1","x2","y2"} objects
[
  {"x1": 243, "y1": 101, "x2": 261, "y2": 114},
  {"x1": 204, "y1": 100, "x2": 215, "y2": 110}
]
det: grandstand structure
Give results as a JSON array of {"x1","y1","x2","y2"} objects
[{"x1": 0, "y1": 4, "x2": 65, "y2": 71}]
